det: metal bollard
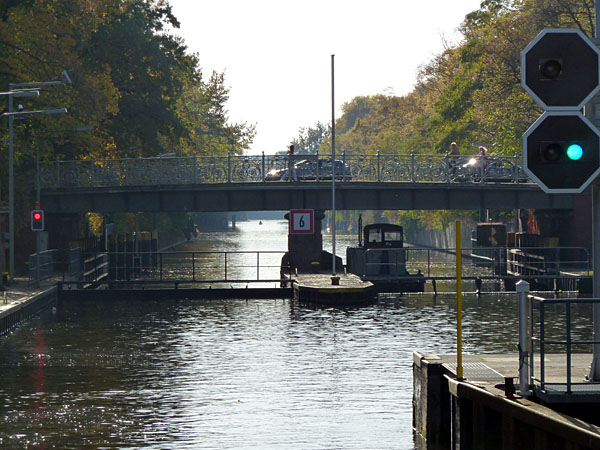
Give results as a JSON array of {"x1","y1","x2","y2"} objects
[{"x1": 516, "y1": 280, "x2": 531, "y2": 396}]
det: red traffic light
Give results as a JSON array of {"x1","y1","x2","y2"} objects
[{"x1": 31, "y1": 209, "x2": 44, "y2": 231}]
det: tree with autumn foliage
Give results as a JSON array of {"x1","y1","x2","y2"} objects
[
  {"x1": 303, "y1": 0, "x2": 597, "y2": 236},
  {"x1": 0, "y1": 0, "x2": 255, "y2": 263}
]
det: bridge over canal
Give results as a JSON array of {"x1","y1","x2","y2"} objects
[{"x1": 40, "y1": 153, "x2": 574, "y2": 213}]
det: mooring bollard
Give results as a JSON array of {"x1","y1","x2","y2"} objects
[{"x1": 516, "y1": 280, "x2": 531, "y2": 396}]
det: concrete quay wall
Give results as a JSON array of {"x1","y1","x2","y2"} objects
[
  {"x1": 0, "y1": 286, "x2": 57, "y2": 336},
  {"x1": 413, "y1": 352, "x2": 600, "y2": 450},
  {"x1": 409, "y1": 220, "x2": 476, "y2": 250}
]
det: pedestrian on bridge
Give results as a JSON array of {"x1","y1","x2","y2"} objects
[
  {"x1": 285, "y1": 144, "x2": 298, "y2": 181},
  {"x1": 445, "y1": 141, "x2": 461, "y2": 178},
  {"x1": 478, "y1": 146, "x2": 490, "y2": 170},
  {"x1": 449, "y1": 142, "x2": 460, "y2": 157}
]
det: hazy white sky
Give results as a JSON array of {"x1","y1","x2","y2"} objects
[{"x1": 168, "y1": 0, "x2": 483, "y2": 154}]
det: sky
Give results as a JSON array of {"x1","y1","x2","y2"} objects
[{"x1": 168, "y1": 0, "x2": 483, "y2": 154}]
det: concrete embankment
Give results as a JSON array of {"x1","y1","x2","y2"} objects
[
  {"x1": 413, "y1": 352, "x2": 600, "y2": 449},
  {"x1": 0, "y1": 283, "x2": 57, "y2": 336},
  {"x1": 409, "y1": 220, "x2": 476, "y2": 249}
]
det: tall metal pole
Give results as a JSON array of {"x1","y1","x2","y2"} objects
[
  {"x1": 8, "y1": 93, "x2": 14, "y2": 282},
  {"x1": 590, "y1": 0, "x2": 600, "y2": 381},
  {"x1": 591, "y1": 183, "x2": 600, "y2": 380},
  {"x1": 331, "y1": 54, "x2": 336, "y2": 275},
  {"x1": 597, "y1": 0, "x2": 600, "y2": 40},
  {"x1": 35, "y1": 136, "x2": 41, "y2": 287},
  {"x1": 456, "y1": 220, "x2": 463, "y2": 380}
]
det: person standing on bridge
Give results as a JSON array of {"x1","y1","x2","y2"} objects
[
  {"x1": 285, "y1": 144, "x2": 298, "y2": 181},
  {"x1": 478, "y1": 146, "x2": 490, "y2": 170},
  {"x1": 445, "y1": 141, "x2": 460, "y2": 178},
  {"x1": 449, "y1": 142, "x2": 460, "y2": 157}
]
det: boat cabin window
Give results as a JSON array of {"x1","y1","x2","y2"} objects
[
  {"x1": 369, "y1": 229, "x2": 383, "y2": 244},
  {"x1": 363, "y1": 224, "x2": 404, "y2": 248},
  {"x1": 384, "y1": 230, "x2": 402, "y2": 242}
]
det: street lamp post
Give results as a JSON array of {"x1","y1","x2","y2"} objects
[
  {"x1": 1, "y1": 89, "x2": 39, "y2": 286},
  {"x1": 4, "y1": 71, "x2": 70, "y2": 283},
  {"x1": 2, "y1": 106, "x2": 67, "y2": 283}
]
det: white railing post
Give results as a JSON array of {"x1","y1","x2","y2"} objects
[{"x1": 517, "y1": 280, "x2": 531, "y2": 396}]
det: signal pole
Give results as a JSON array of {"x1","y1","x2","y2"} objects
[
  {"x1": 331, "y1": 54, "x2": 336, "y2": 275},
  {"x1": 591, "y1": 5, "x2": 600, "y2": 380},
  {"x1": 592, "y1": 184, "x2": 600, "y2": 380},
  {"x1": 521, "y1": 28, "x2": 600, "y2": 379}
]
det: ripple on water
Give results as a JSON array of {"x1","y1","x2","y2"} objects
[{"x1": 0, "y1": 288, "x2": 527, "y2": 449}]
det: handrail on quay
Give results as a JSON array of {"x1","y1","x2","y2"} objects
[
  {"x1": 29, "y1": 246, "x2": 591, "y2": 290},
  {"x1": 518, "y1": 281, "x2": 600, "y2": 403},
  {"x1": 40, "y1": 152, "x2": 533, "y2": 188},
  {"x1": 29, "y1": 250, "x2": 288, "y2": 287},
  {"x1": 365, "y1": 246, "x2": 590, "y2": 278}
]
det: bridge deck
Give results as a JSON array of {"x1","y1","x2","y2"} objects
[{"x1": 42, "y1": 181, "x2": 573, "y2": 213}]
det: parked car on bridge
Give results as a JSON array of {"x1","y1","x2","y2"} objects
[{"x1": 265, "y1": 158, "x2": 352, "y2": 181}]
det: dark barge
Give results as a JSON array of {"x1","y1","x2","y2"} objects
[{"x1": 346, "y1": 222, "x2": 425, "y2": 293}]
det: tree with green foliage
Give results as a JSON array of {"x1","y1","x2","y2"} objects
[
  {"x1": 290, "y1": 121, "x2": 330, "y2": 155},
  {"x1": 0, "y1": 0, "x2": 256, "y2": 261}
]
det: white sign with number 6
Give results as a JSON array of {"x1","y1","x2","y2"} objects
[{"x1": 290, "y1": 209, "x2": 314, "y2": 234}]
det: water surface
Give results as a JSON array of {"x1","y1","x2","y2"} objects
[{"x1": 0, "y1": 219, "x2": 536, "y2": 449}]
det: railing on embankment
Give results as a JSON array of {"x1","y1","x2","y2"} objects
[
  {"x1": 363, "y1": 246, "x2": 590, "y2": 292},
  {"x1": 30, "y1": 250, "x2": 289, "y2": 289},
  {"x1": 29, "y1": 246, "x2": 591, "y2": 294},
  {"x1": 526, "y1": 295, "x2": 600, "y2": 403}
]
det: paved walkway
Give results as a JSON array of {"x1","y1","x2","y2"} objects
[
  {"x1": 440, "y1": 353, "x2": 593, "y2": 384},
  {"x1": 0, "y1": 279, "x2": 57, "y2": 318}
]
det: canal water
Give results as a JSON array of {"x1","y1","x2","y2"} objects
[{"x1": 0, "y1": 219, "x2": 530, "y2": 449}]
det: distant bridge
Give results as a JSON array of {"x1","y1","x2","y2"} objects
[{"x1": 40, "y1": 153, "x2": 574, "y2": 213}]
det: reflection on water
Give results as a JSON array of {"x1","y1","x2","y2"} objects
[{"x1": 0, "y1": 220, "x2": 558, "y2": 449}]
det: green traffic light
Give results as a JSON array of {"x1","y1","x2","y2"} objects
[{"x1": 566, "y1": 144, "x2": 584, "y2": 161}]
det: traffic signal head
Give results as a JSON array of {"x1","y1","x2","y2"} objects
[
  {"x1": 539, "y1": 58, "x2": 562, "y2": 80},
  {"x1": 31, "y1": 209, "x2": 44, "y2": 231},
  {"x1": 523, "y1": 112, "x2": 600, "y2": 193},
  {"x1": 539, "y1": 142, "x2": 585, "y2": 163},
  {"x1": 521, "y1": 28, "x2": 600, "y2": 110}
]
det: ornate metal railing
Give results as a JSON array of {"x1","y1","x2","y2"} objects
[{"x1": 40, "y1": 152, "x2": 532, "y2": 189}]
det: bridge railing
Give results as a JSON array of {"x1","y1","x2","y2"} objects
[{"x1": 40, "y1": 152, "x2": 531, "y2": 189}]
